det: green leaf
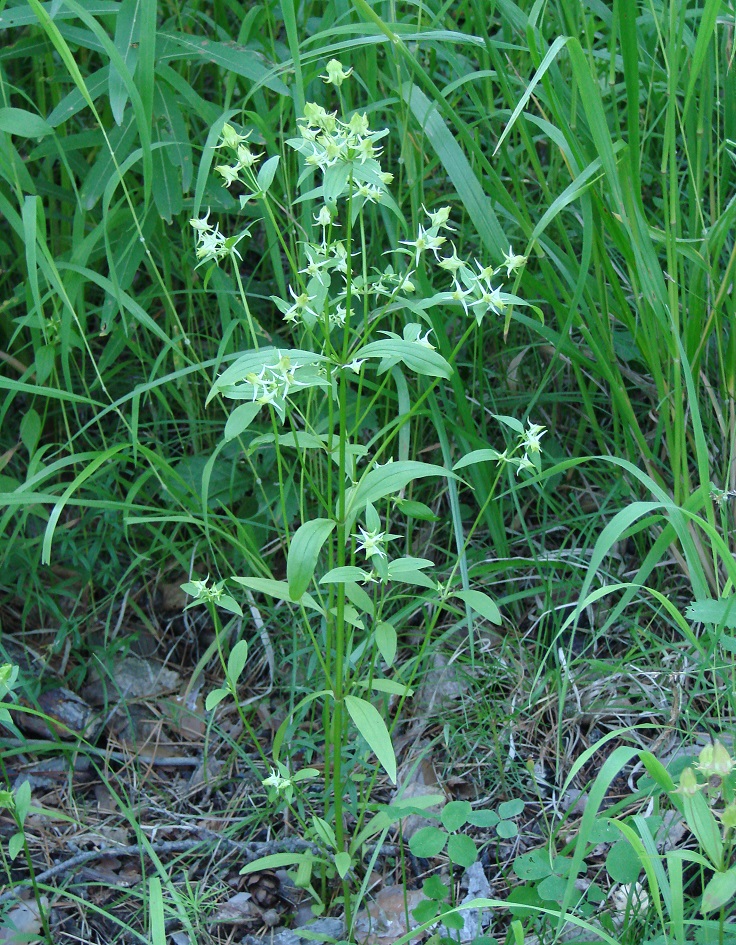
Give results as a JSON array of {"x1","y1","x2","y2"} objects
[
  {"x1": 205, "y1": 688, "x2": 229, "y2": 711},
  {"x1": 232, "y1": 577, "x2": 323, "y2": 613},
  {"x1": 363, "y1": 678, "x2": 413, "y2": 697},
  {"x1": 447, "y1": 833, "x2": 477, "y2": 867},
  {"x1": 257, "y1": 154, "x2": 280, "y2": 193},
  {"x1": 589, "y1": 819, "x2": 622, "y2": 844},
  {"x1": 513, "y1": 849, "x2": 552, "y2": 881},
  {"x1": 452, "y1": 589, "x2": 502, "y2": 625},
  {"x1": 404, "y1": 84, "x2": 506, "y2": 256},
  {"x1": 441, "y1": 800, "x2": 472, "y2": 832},
  {"x1": 158, "y1": 30, "x2": 289, "y2": 95},
  {"x1": 109, "y1": 0, "x2": 141, "y2": 124},
  {"x1": 334, "y1": 851, "x2": 352, "y2": 879},
  {"x1": 240, "y1": 852, "x2": 316, "y2": 874},
  {"x1": 537, "y1": 873, "x2": 568, "y2": 903},
  {"x1": 352, "y1": 339, "x2": 452, "y2": 378},
  {"x1": 151, "y1": 144, "x2": 182, "y2": 222},
  {"x1": 392, "y1": 793, "x2": 446, "y2": 813},
  {"x1": 412, "y1": 898, "x2": 440, "y2": 923},
  {"x1": 394, "y1": 499, "x2": 440, "y2": 521},
  {"x1": 218, "y1": 595, "x2": 243, "y2": 616},
  {"x1": 320, "y1": 566, "x2": 370, "y2": 584},
  {"x1": 498, "y1": 799, "x2": 524, "y2": 818},
  {"x1": 467, "y1": 810, "x2": 499, "y2": 828},
  {"x1": 439, "y1": 904, "x2": 465, "y2": 930},
  {"x1": 375, "y1": 621, "x2": 397, "y2": 666},
  {"x1": 684, "y1": 791, "x2": 723, "y2": 868},
  {"x1": 312, "y1": 816, "x2": 336, "y2": 850},
  {"x1": 344, "y1": 695, "x2": 396, "y2": 783},
  {"x1": 227, "y1": 640, "x2": 248, "y2": 685},
  {"x1": 423, "y1": 876, "x2": 449, "y2": 901},
  {"x1": 20, "y1": 408, "x2": 41, "y2": 455},
  {"x1": 8, "y1": 831, "x2": 24, "y2": 861},
  {"x1": 701, "y1": 865, "x2": 736, "y2": 914},
  {"x1": 686, "y1": 597, "x2": 736, "y2": 629},
  {"x1": 492, "y1": 414, "x2": 525, "y2": 435},
  {"x1": 287, "y1": 518, "x2": 335, "y2": 600},
  {"x1": 14, "y1": 781, "x2": 30, "y2": 824},
  {"x1": 409, "y1": 826, "x2": 447, "y2": 858},
  {"x1": 225, "y1": 402, "x2": 262, "y2": 440},
  {"x1": 345, "y1": 461, "x2": 455, "y2": 531},
  {"x1": 605, "y1": 840, "x2": 642, "y2": 884},
  {"x1": 496, "y1": 820, "x2": 518, "y2": 839},
  {"x1": 453, "y1": 448, "x2": 504, "y2": 471},
  {"x1": 149, "y1": 876, "x2": 165, "y2": 945},
  {"x1": 0, "y1": 107, "x2": 53, "y2": 138}
]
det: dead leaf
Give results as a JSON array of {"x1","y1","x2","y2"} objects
[
  {"x1": 353, "y1": 886, "x2": 426, "y2": 945},
  {"x1": 212, "y1": 892, "x2": 262, "y2": 925},
  {"x1": 0, "y1": 896, "x2": 48, "y2": 944}
]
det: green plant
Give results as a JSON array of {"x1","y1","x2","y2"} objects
[
  {"x1": 0, "y1": 663, "x2": 53, "y2": 944},
  {"x1": 410, "y1": 798, "x2": 524, "y2": 940},
  {"x1": 183, "y1": 64, "x2": 545, "y2": 928},
  {"x1": 605, "y1": 740, "x2": 736, "y2": 945}
]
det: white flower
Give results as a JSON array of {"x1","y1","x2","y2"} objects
[
  {"x1": 262, "y1": 768, "x2": 292, "y2": 793},
  {"x1": 520, "y1": 421, "x2": 546, "y2": 454},
  {"x1": 330, "y1": 304, "x2": 349, "y2": 328},
  {"x1": 515, "y1": 455, "x2": 536, "y2": 476},
  {"x1": 502, "y1": 245, "x2": 527, "y2": 278},
  {"x1": 215, "y1": 163, "x2": 240, "y2": 187},
  {"x1": 189, "y1": 209, "x2": 212, "y2": 232},
  {"x1": 315, "y1": 205, "x2": 334, "y2": 228},
  {"x1": 219, "y1": 124, "x2": 250, "y2": 150},
  {"x1": 424, "y1": 205, "x2": 455, "y2": 231},
  {"x1": 282, "y1": 286, "x2": 317, "y2": 325},
  {"x1": 399, "y1": 225, "x2": 447, "y2": 266},
  {"x1": 348, "y1": 113, "x2": 370, "y2": 136},
  {"x1": 236, "y1": 143, "x2": 262, "y2": 169},
  {"x1": 438, "y1": 246, "x2": 465, "y2": 277},
  {"x1": 450, "y1": 286, "x2": 473, "y2": 315},
  {"x1": 474, "y1": 259, "x2": 496, "y2": 281},
  {"x1": 194, "y1": 224, "x2": 229, "y2": 264},
  {"x1": 470, "y1": 284, "x2": 505, "y2": 319},
  {"x1": 354, "y1": 527, "x2": 388, "y2": 560},
  {"x1": 321, "y1": 59, "x2": 353, "y2": 87},
  {"x1": 356, "y1": 183, "x2": 383, "y2": 203},
  {"x1": 345, "y1": 358, "x2": 366, "y2": 373}
]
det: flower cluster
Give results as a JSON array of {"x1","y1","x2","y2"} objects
[
  {"x1": 290, "y1": 102, "x2": 391, "y2": 195},
  {"x1": 436, "y1": 239, "x2": 526, "y2": 324},
  {"x1": 244, "y1": 353, "x2": 309, "y2": 421},
  {"x1": 214, "y1": 125, "x2": 263, "y2": 189},
  {"x1": 190, "y1": 209, "x2": 250, "y2": 267}
]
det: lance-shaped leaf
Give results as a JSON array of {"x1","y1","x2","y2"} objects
[
  {"x1": 232, "y1": 577, "x2": 323, "y2": 614},
  {"x1": 344, "y1": 695, "x2": 396, "y2": 784},
  {"x1": 352, "y1": 339, "x2": 452, "y2": 378},
  {"x1": 344, "y1": 461, "x2": 456, "y2": 532},
  {"x1": 452, "y1": 589, "x2": 502, "y2": 626},
  {"x1": 287, "y1": 519, "x2": 335, "y2": 600}
]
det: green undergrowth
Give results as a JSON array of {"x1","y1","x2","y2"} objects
[{"x1": 1, "y1": 0, "x2": 736, "y2": 942}]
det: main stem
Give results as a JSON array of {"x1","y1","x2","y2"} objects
[{"x1": 330, "y1": 186, "x2": 355, "y2": 927}]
